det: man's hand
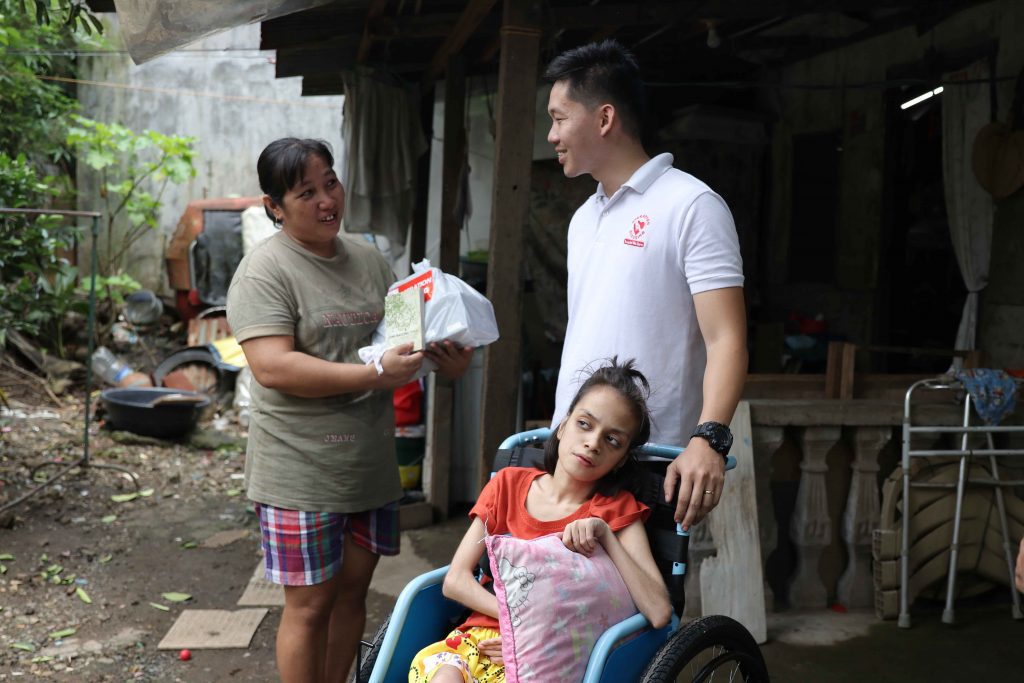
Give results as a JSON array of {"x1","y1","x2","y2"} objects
[
  {"x1": 424, "y1": 340, "x2": 473, "y2": 379},
  {"x1": 376, "y1": 343, "x2": 423, "y2": 389},
  {"x1": 477, "y1": 637, "x2": 504, "y2": 665},
  {"x1": 663, "y1": 437, "x2": 725, "y2": 529}
]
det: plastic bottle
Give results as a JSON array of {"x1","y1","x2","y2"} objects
[{"x1": 90, "y1": 346, "x2": 133, "y2": 386}]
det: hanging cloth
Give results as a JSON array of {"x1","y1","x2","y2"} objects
[
  {"x1": 342, "y1": 72, "x2": 428, "y2": 257},
  {"x1": 942, "y1": 60, "x2": 994, "y2": 365},
  {"x1": 953, "y1": 368, "x2": 1019, "y2": 425}
]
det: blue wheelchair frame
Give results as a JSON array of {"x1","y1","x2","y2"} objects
[{"x1": 363, "y1": 428, "x2": 736, "y2": 683}]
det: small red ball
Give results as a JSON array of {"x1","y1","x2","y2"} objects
[{"x1": 179, "y1": 649, "x2": 192, "y2": 661}]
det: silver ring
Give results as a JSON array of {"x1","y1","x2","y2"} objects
[{"x1": 703, "y1": 490, "x2": 714, "y2": 496}]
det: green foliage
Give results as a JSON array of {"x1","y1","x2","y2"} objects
[
  {"x1": 0, "y1": 0, "x2": 104, "y2": 165},
  {"x1": 66, "y1": 116, "x2": 197, "y2": 277},
  {"x1": 0, "y1": 152, "x2": 82, "y2": 351},
  {"x1": 23, "y1": 1, "x2": 104, "y2": 35}
]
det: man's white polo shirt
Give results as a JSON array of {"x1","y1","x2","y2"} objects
[{"x1": 552, "y1": 153, "x2": 744, "y2": 447}]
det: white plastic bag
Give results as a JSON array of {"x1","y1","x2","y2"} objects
[{"x1": 358, "y1": 259, "x2": 499, "y2": 379}]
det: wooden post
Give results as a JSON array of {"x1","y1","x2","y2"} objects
[
  {"x1": 477, "y1": 0, "x2": 541, "y2": 489},
  {"x1": 425, "y1": 56, "x2": 467, "y2": 521},
  {"x1": 408, "y1": 89, "x2": 434, "y2": 264}
]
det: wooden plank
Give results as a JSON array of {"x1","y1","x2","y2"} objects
[
  {"x1": 425, "y1": 377, "x2": 454, "y2": 521},
  {"x1": 477, "y1": 0, "x2": 541, "y2": 490},
  {"x1": 423, "y1": 0, "x2": 498, "y2": 85},
  {"x1": 700, "y1": 401, "x2": 767, "y2": 643},
  {"x1": 422, "y1": 56, "x2": 466, "y2": 521},
  {"x1": 825, "y1": 341, "x2": 843, "y2": 399},
  {"x1": 840, "y1": 342, "x2": 857, "y2": 400}
]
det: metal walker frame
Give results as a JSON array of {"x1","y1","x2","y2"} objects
[{"x1": 898, "y1": 375, "x2": 1024, "y2": 628}]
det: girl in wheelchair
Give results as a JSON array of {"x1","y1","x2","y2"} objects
[{"x1": 409, "y1": 358, "x2": 673, "y2": 682}]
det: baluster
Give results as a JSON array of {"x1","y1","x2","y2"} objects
[
  {"x1": 752, "y1": 425, "x2": 784, "y2": 611},
  {"x1": 789, "y1": 426, "x2": 841, "y2": 608},
  {"x1": 837, "y1": 426, "x2": 890, "y2": 607}
]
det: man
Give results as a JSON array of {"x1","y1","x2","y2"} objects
[{"x1": 544, "y1": 40, "x2": 748, "y2": 530}]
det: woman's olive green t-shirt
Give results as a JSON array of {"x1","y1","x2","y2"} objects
[{"x1": 226, "y1": 231, "x2": 401, "y2": 513}]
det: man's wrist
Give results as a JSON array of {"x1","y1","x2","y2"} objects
[{"x1": 691, "y1": 421, "x2": 733, "y2": 459}]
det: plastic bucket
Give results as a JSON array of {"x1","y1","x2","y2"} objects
[{"x1": 396, "y1": 436, "x2": 425, "y2": 489}]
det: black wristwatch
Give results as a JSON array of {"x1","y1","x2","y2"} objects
[{"x1": 691, "y1": 421, "x2": 733, "y2": 459}]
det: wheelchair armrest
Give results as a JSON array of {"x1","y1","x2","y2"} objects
[
  {"x1": 582, "y1": 612, "x2": 672, "y2": 683},
  {"x1": 367, "y1": 565, "x2": 451, "y2": 683}
]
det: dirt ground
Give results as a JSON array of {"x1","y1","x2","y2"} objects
[{"x1": 0, "y1": 392, "x2": 289, "y2": 681}]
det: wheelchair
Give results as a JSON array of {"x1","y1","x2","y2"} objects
[{"x1": 357, "y1": 429, "x2": 769, "y2": 683}]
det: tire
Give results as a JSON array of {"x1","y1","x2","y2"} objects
[
  {"x1": 355, "y1": 612, "x2": 391, "y2": 683},
  {"x1": 640, "y1": 615, "x2": 769, "y2": 683}
]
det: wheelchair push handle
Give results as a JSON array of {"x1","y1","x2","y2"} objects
[{"x1": 497, "y1": 428, "x2": 737, "y2": 471}]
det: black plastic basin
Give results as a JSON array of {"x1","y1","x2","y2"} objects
[{"x1": 100, "y1": 387, "x2": 210, "y2": 439}]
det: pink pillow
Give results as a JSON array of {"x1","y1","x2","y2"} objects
[{"x1": 485, "y1": 533, "x2": 639, "y2": 683}]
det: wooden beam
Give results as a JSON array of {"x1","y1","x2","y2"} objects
[
  {"x1": 477, "y1": 0, "x2": 541, "y2": 490},
  {"x1": 261, "y1": 7, "x2": 365, "y2": 50},
  {"x1": 439, "y1": 55, "x2": 467, "y2": 276},
  {"x1": 358, "y1": 0, "x2": 390, "y2": 63},
  {"x1": 544, "y1": 1, "x2": 962, "y2": 29},
  {"x1": 275, "y1": 40, "x2": 359, "y2": 78},
  {"x1": 423, "y1": 0, "x2": 498, "y2": 86},
  {"x1": 263, "y1": 11, "x2": 460, "y2": 51}
]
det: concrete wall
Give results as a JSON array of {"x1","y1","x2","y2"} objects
[
  {"x1": 768, "y1": 0, "x2": 1024, "y2": 363},
  {"x1": 78, "y1": 19, "x2": 344, "y2": 293}
]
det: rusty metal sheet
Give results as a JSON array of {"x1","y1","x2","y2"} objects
[{"x1": 112, "y1": 0, "x2": 343, "y2": 64}]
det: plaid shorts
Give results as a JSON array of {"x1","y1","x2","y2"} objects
[{"x1": 254, "y1": 501, "x2": 400, "y2": 586}]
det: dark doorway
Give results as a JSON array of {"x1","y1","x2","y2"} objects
[
  {"x1": 879, "y1": 89, "x2": 965, "y2": 372},
  {"x1": 788, "y1": 130, "x2": 841, "y2": 284}
]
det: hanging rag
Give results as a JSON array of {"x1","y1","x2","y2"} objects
[
  {"x1": 953, "y1": 368, "x2": 1019, "y2": 425},
  {"x1": 342, "y1": 72, "x2": 428, "y2": 257}
]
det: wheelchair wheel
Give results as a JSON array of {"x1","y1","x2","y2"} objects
[
  {"x1": 640, "y1": 615, "x2": 768, "y2": 683},
  {"x1": 356, "y1": 612, "x2": 391, "y2": 683}
]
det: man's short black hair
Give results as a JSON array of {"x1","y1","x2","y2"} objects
[{"x1": 543, "y1": 39, "x2": 647, "y2": 141}]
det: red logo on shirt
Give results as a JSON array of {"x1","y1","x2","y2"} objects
[{"x1": 624, "y1": 214, "x2": 649, "y2": 247}]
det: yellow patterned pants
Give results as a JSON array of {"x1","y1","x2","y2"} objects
[{"x1": 408, "y1": 627, "x2": 505, "y2": 683}]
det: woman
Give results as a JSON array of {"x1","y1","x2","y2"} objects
[{"x1": 227, "y1": 138, "x2": 471, "y2": 682}]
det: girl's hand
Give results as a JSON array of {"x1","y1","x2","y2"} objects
[
  {"x1": 562, "y1": 518, "x2": 610, "y2": 557},
  {"x1": 424, "y1": 340, "x2": 473, "y2": 379},
  {"x1": 376, "y1": 343, "x2": 423, "y2": 389},
  {"x1": 477, "y1": 637, "x2": 504, "y2": 665}
]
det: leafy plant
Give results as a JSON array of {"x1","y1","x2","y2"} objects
[
  {"x1": 0, "y1": 152, "x2": 82, "y2": 351},
  {"x1": 0, "y1": 0, "x2": 105, "y2": 166},
  {"x1": 66, "y1": 116, "x2": 197, "y2": 279}
]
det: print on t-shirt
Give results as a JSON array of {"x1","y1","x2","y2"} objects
[{"x1": 624, "y1": 214, "x2": 650, "y2": 248}]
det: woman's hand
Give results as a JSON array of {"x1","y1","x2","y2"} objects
[
  {"x1": 376, "y1": 343, "x2": 423, "y2": 389},
  {"x1": 562, "y1": 517, "x2": 610, "y2": 557},
  {"x1": 424, "y1": 340, "x2": 473, "y2": 379},
  {"x1": 476, "y1": 637, "x2": 504, "y2": 665}
]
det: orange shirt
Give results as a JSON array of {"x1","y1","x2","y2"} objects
[{"x1": 459, "y1": 467, "x2": 650, "y2": 631}]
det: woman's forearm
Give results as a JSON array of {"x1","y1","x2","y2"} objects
[
  {"x1": 252, "y1": 349, "x2": 378, "y2": 398},
  {"x1": 602, "y1": 531, "x2": 672, "y2": 629},
  {"x1": 442, "y1": 568, "x2": 499, "y2": 619}
]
